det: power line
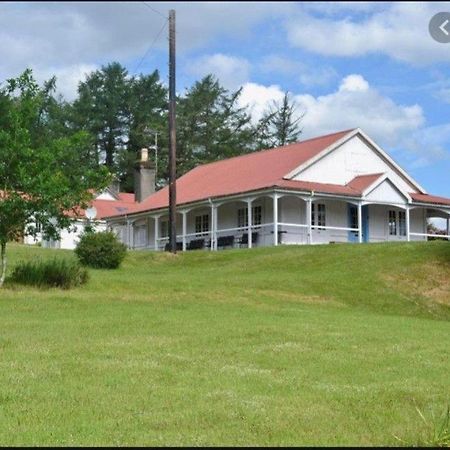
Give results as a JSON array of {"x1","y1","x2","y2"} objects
[
  {"x1": 133, "y1": 18, "x2": 168, "y2": 76},
  {"x1": 142, "y1": 2, "x2": 166, "y2": 19}
]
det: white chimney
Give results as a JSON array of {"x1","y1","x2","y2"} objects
[
  {"x1": 140, "y1": 148, "x2": 149, "y2": 162},
  {"x1": 134, "y1": 148, "x2": 155, "y2": 202}
]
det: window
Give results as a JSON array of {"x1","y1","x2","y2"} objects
[
  {"x1": 160, "y1": 220, "x2": 169, "y2": 238},
  {"x1": 398, "y1": 211, "x2": 406, "y2": 236},
  {"x1": 195, "y1": 214, "x2": 209, "y2": 234},
  {"x1": 388, "y1": 210, "x2": 397, "y2": 236},
  {"x1": 312, "y1": 203, "x2": 326, "y2": 229},
  {"x1": 238, "y1": 208, "x2": 246, "y2": 229},
  {"x1": 237, "y1": 206, "x2": 262, "y2": 228}
]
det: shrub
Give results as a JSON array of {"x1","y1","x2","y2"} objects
[
  {"x1": 75, "y1": 231, "x2": 127, "y2": 269},
  {"x1": 10, "y1": 258, "x2": 89, "y2": 289}
]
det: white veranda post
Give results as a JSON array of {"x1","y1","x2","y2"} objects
[
  {"x1": 182, "y1": 211, "x2": 187, "y2": 252},
  {"x1": 358, "y1": 203, "x2": 362, "y2": 244},
  {"x1": 306, "y1": 198, "x2": 312, "y2": 245},
  {"x1": 447, "y1": 217, "x2": 450, "y2": 241},
  {"x1": 154, "y1": 216, "x2": 160, "y2": 251},
  {"x1": 210, "y1": 203, "x2": 216, "y2": 251},
  {"x1": 273, "y1": 194, "x2": 278, "y2": 246},
  {"x1": 127, "y1": 219, "x2": 133, "y2": 249},
  {"x1": 406, "y1": 207, "x2": 410, "y2": 242},
  {"x1": 247, "y1": 199, "x2": 253, "y2": 249},
  {"x1": 214, "y1": 206, "x2": 218, "y2": 251}
]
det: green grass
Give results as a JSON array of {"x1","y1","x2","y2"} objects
[{"x1": 0, "y1": 241, "x2": 449, "y2": 446}]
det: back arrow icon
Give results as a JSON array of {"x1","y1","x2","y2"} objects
[{"x1": 440, "y1": 19, "x2": 449, "y2": 35}]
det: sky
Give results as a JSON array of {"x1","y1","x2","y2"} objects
[{"x1": 1, "y1": 1, "x2": 450, "y2": 199}]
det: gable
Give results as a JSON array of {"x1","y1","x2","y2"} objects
[
  {"x1": 364, "y1": 178, "x2": 409, "y2": 204},
  {"x1": 95, "y1": 191, "x2": 117, "y2": 201},
  {"x1": 290, "y1": 132, "x2": 422, "y2": 194}
]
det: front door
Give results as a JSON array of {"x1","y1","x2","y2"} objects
[
  {"x1": 348, "y1": 204, "x2": 370, "y2": 243},
  {"x1": 362, "y1": 205, "x2": 369, "y2": 242},
  {"x1": 347, "y1": 205, "x2": 358, "y2": 242}
]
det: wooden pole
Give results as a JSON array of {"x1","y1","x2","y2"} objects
[{"x1": 168, "y1": 9, "x2": 177, "y2": 253}]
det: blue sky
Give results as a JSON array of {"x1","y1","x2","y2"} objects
[{"x1": 1, "y1": 1, "x2": 449, "y2": 197}]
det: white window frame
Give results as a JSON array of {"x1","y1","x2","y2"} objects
[
  {"x1": 312, "y1": 203, "x2": 326, "y2": 230},
  {"x1": 389, "y1": 210, "x2": 406, "y2": 237},
  {"x1": 195, "y1": 214, "x2": 209, "y2": 234},
  {"x1": 237, "y1": 205, "x2": 262, "y2": 228},
  {"x1": 160, "y1": 220, "x2": 169, "y2": 238}
]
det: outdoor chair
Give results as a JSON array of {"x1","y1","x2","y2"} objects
[
  {"x1": 217, "y1": 235, "x2": 235, "y2": 249},
  {"x1": 187, "y1": 239, "x2": 205, "y2": 250},
  {"x1": 238, "y1": 232, "x2": 258, "y2": 247}
]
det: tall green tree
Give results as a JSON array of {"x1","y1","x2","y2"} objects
[
  {"x1": 0, "y1": 70, "x2": 110, "y2": 286},
  {"x1": 71, "y1": 63, "x2": 168, "y2": 191},
  {"x1": 256, "y1": 92, "x2": 304, "y2": 149},
  {"x1": 118, "y1": 71, "x2": 168, "y2": 192},
  {"x1": 176, "y1": 75, "x2": 254, "y2": 175},
  {"x1": 72, "y1": 62, "x2": 130, "y2": 169}
]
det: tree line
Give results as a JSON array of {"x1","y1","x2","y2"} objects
[{"x1": 39, "y1": 62, "x2": 304, "y2": 191}]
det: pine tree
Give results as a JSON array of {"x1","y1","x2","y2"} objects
[{"x1": 256, "y1": 92, "x2": 304, "y2": 149}]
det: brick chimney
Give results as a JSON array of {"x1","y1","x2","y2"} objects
[{"x1": 134, "y1": 148, "x2": 155, "y2": 203}]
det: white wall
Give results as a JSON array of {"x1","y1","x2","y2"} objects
[
  {"x1": 293, "y1": 135, "x2": 419, "y2": 194},
  {"x1": 39, "y1": 220, "x2": 107, "y2": 250}
]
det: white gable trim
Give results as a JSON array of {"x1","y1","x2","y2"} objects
[
  {"x1": 284, "y1": 128, "x2": 426, "y2": 194},
  {"x1": 95, "y1": 187, "x2": 120, "y2": 201},
  {"x1": 362, "y1": 174, "x2": 412, "y2": 203}
]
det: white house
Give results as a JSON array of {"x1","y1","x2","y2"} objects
[
  {"x1": 104, "y1": 128, "x2": 450, "y2": 251},
  {"x1": 24, "y1": 188, "x2": 136, "y2": 250}
]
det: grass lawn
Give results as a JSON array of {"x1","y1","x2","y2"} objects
[{"x1": 0, "y1": 241, "x2": 449, "y2": 446}]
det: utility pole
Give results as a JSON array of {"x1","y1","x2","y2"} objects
[
  {"x1": 168, "y1": 9, "x2": 177, "y2": 253},
  {"x1": 154, "y1": 132, "x2": 158, "y2": 182}
]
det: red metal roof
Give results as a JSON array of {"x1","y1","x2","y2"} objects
[
  {"x1": 410, "y1": 193, "x2": 450, "y2": 207},
  {"x1": 346, "y1": 173, "x2": 385, "y2": 192},
  {"x1": 109, "y1": 129, "x2": 354, "y2": 217},
  {"x1": 117, "y1": 193, "x2": 135, "y2": 203},
  {"x1": 276, "y1": 179, "x2": 360, "y2": 196},
  {"x1": 69, "y1": 194, "x2": 136, "y2": 220},
  {"x1": 103, "y1": 129, "x2": 450, "y2": 218}
]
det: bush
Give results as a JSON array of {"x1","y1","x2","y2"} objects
[
  {"x1": 10, "y1": 258, "x2": 89, "y2": 289},
  {"x1": 75, "y1": 231, "x2": 127, "y2": 269}
]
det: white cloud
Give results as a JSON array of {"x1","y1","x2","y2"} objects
[
  {"x1": 0, "y1": 2, "x2": 289, "y2": 72},
  {"x1": 0, "y1": 2, "x2": 294, "y2": 99},
  {"x1": 296, "y1": 74, "x2": 425, "y2": 148},
  {"x1": 33, "y1": 64, "x2": 99, "y2": 101},
  {"x1": 286, "y1": 2, "x2": 450, "y2": 65},
  {"x1": 338, "y1": 74, "x2": 369, "y2": 92},
  {"x1": 403, "y1": 123, "x2": 450, "y2": 169},
  {"x1": 186, "y1": 53, "x2": 251, "y2": 90},
  {"x1": 238, "y1": 82, "x2": 286, "y2": 122}
]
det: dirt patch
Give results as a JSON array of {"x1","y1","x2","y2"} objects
[{"x1": 382, "y1": 261, "x2": 450, "y2": 306}]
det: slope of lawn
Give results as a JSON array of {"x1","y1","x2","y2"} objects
[{"x1": 0, "y1": 241, "x2": 449, "y2": 446}]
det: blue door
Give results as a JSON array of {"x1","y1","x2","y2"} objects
[
  {"x1": 362, "y1": 205, "x2": 369, "y2": 242},
  {"x1": 347, "y1": 205, "x2": 358, "y2": 242},
  {"x1": 348, "y1": 205, "x2": 370, "y2": 243}
]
